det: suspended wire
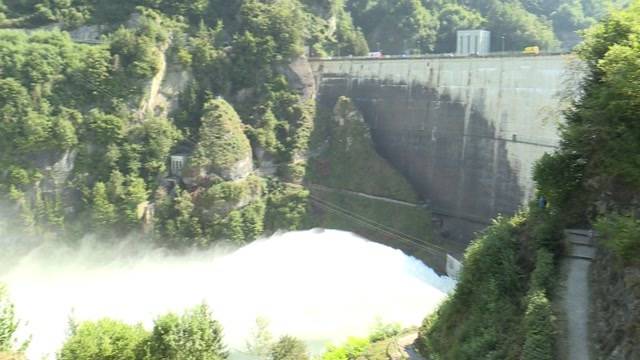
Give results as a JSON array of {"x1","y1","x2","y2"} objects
[
  {"x1": 309, "y1": 197, "x2": 443, "y2": 257},
  {"x1": 308, "y1": 194, "x2": 447, "y2": 257},
  {"x1": 308, "y1": 193, "x2": 447, "y2": 253}
]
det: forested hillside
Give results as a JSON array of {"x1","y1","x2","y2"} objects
[
  {"x1": 0, "y1": 0, "x2": 620, "y2": 251},
  {"x1": 0, "y1": 0, "x2": 637, "y2": 359}
]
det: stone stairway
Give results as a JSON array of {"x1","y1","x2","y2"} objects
[
  {"x1": 558, "y1": 229, "x2": 596, "y2": 360},
  {"x1": 565, "y1": 229, "x2": 596, "y2": 260}
]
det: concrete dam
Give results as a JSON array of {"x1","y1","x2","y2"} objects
[{"x1": 310, "y1": 54, "x2": 579, "y2": 246}]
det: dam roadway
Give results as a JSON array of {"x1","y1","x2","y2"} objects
[{"x1": 309, "y1": 53, "x2": 582, "y2": 247}]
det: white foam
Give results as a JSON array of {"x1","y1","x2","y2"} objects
[{"x1": 1, "y1": 229, "x2": 455, "y2": 359}]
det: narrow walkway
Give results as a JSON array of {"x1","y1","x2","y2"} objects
[
  {"x1": 387, "y1": 333, "x2": 425, "y2": 360},
  {"x1": 559, "y1": 229, "x2": 595, "y2": 360}
]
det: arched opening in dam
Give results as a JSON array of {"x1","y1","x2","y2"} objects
[{"x1": 1, "y1": 229, "x2": 455, "y2": 359}]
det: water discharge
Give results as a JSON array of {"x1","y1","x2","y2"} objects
[{"x1": 1, "y1": 229, "x2": 455, "y2": 359}]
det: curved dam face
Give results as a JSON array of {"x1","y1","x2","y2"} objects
[{"x1": 310, "y1": 54, "x2": 578, "y2": 244}]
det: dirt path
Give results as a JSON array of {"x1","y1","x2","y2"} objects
[
  {"x1": 395, "y1": 333, "x2": 425, "y2": 360},
  {"x1": 559, "y1": 230, "x2": 595, "y2": 360}
]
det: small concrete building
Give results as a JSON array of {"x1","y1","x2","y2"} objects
[
  {"x1": 456, "y1": 30, "x2": 491, "y2": 56},
  {"x1": 170, "y1": 155, "x2": 187, "y2": 176}
]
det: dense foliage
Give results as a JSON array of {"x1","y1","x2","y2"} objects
[
  {"x1": 534, "y1": 0, "x2": 640, "y2": 269},
  {"x1": 418, "y1": 210, "x2": 560, "y2": 359},
  {"x1": 59, "y1": 304, "x2": 228, "y2": 360},
  {"x1": 0, "y1": 285, "x2": 24, "y2": 354},
  {"x1": 0, "y1": 2, "x2": 318, "y2": 247},
  {"x1": 0, "y1": 0, "x2": 622, "y2": 251},
  {"x1": 422, "y1": 2, "x2": 640, "y2": 358},
  {"x1": 535, "y1": 1, "x2": 640, "y2": 218}
]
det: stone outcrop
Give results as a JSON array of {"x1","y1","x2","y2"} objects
[
  {"x1": 591, "y1": 249, "x2": 640, "y2": 360},
  {"x1": 183, "y1": 99, "x2": 253, "y2": 185},
  {"x1": 278, "y1": 56, "x2": 316, "y2": 100}
]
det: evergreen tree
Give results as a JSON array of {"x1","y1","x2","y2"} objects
[
  {"x1": 148, "y1": 304, "x2": 228, "y2": 360},
  {"x1": 522, "y1": 292, "x2": 554, "y2": 360},
  {"x1": 0, "y1": 285, "x2": 19, "y2": 353},
  {"x1": 91, "y1": 182, "x2": 118, "y2": 233}
]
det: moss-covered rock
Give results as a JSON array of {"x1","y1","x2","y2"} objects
[
  {"x1": 309, "y1": 96, "x2": 419, "y2": 202},
  {"x1": 186, "y1": 98, "x2": 253, "y2": 182},
  {"x1": 197, "y1": 175, "x2": 264, "y2": 217}
]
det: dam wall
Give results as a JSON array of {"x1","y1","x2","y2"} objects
[{"x1": 310, "y1": 54, "x2": 579, "y2": 243}]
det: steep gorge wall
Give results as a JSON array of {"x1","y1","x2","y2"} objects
[{"x1": 311, "y1": 55, "x2": 579, "y2": 243}]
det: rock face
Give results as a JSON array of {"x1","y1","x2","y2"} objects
[
  {"x1": 313, "y1": 96, "x2": 419, "y2": 201},
  {"x1": 591, "y1": 249, "x2": 640, "y2": 360},
  {"x1": 278, "y1": 56, "x2": 316, "y2": 100},
  {"x1": 139, "y1": 46, "x2": 192, "y2": 118}
]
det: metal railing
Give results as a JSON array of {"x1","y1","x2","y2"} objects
[{"x1": 309, "y1": 50, "x2": 572, "y2": 62}]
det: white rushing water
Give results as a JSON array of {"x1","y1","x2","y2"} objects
[{"x1": 1, "y1": 229, "x2": 455, "y2": 359}]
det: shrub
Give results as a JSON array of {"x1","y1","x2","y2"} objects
[
  {"x1": 529, "y1": 248, "x2": 555, "y2": 295},
  {"x1": 595, "y1": 214, "x2": 640, "y2": 265},
  {"x1": 58, "y1": 319, "x2": 148, "y2": 360},
  {"x1": 148, "y1": 304, "x2": 228, "y2": 360},
  {"x1": 269, "y1": 335, "x2": 308, "y2": 360},
  {"x1": 321, "y1": 337, "x2": 369, "y2": 360},
  {"x1": 522, "y1": 291, "x2": 554, "y2": 360},
  {"x1": 368, "y1": 319, "x2": 401, "y2": 342},
  {"x1": 0, "y1": 285, "x2": 24, "y2": 353}
]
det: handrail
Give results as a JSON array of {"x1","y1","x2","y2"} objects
[{"x1": 308, "y1": 51, "x2": 573, "y2": 62}]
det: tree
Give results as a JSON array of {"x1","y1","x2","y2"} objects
[
  {"x1": 535, "y1": 1, "x2": 640, "y2": 214},
  {"x1": 58, "y1": 319, "x2": 148, "y2": 360},
  {"x1": 348, "y1": 0, "x2": 438, "y2": 54},
  {"x1": 86, "y1": 109, "x2": 125, "y2": 146},
  {"x1": 121, "y1": 175, "x2": 148, "y2": 227},
  {"x1": 91, "y1": 182, "x2": 118, "y2": 232},
  {"x1": 269, "y1": 336, "x2": 308, "y2": 360},
  {"x1": 148, "y1": 304, "x2": 228, "y2": 360},
  {"x1": 128, "y1": 117, "x2": 181, "y2": 181},
  {"x1": 522, "y1": 292, "x2": 554, "y2": 360},
  {"x1": 0, "y1": 284, "x2": 26, "y2": 353},
  {"x1": 245, "y1": 316, "x2": 274, "y2": 359},
  {"x1": 436, "y1": 4, "x2": 485, "y2": 53}
]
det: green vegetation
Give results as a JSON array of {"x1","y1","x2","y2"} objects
[
  {"x1": 59, "y1": 319, "x2": 148, "y2": 360},
  {"x1": 59, "y1": 304, "x2": 228, "y2": 360},
  {"x1": 243, "y1": 318, "x2": 310, "y2": 360},
  {"x1": 308, "y1": 97, "x2": 433, "y2": 247},
  {"x1": 535, "y1": 1, "x2": 640, "y2": 219},
  {"x1": 0, "y1": 285, "x2": 27, "y2": 355},
  {"x1": 269, "y1": 336, "x2": 309, "y2": 360},
  {"x1": 147, "y1": 304, "x2": 228, "y2": 359},
  {"x1": 595, "y1": 214, "x2": 640, "y2": 265},
  {"x1": 0, "y1": 286, "x2": 17, "y2": 353},
  {"x1": 347, "y1": 0, "x2": 619, "y2": 53},
  {"x1": 418, "y1": 213, "x2": 559, "y2": 359},
  {"x1": 0, "y1": 0, "x2": 622, "y2": 249},
  {"x1": 0, "y1": 2, "x2": 321, "y2": 247},
  {"x1": 320, "y1": 321, "x2": 404, "y2": 360},
  {"x1": 422, "y1": 2, "x2": 640, "y2": 358},
  {"x1": 309, "y1": 97, "x2": 419, "y2": 201},
  {"x1": 187, "y1": 99, "x2": 252, "y2": 181}
]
